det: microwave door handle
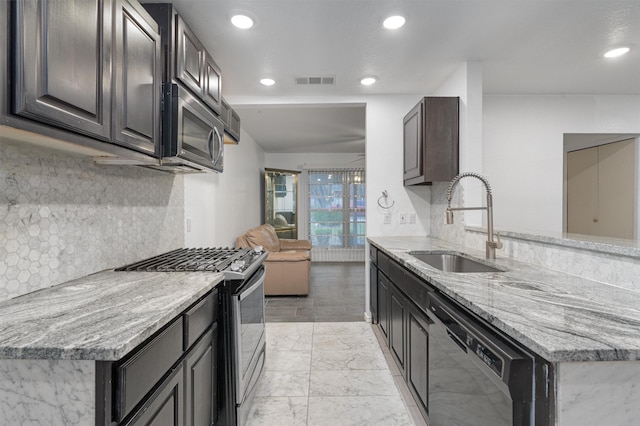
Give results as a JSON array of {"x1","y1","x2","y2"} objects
[
  {"x1": 206, "y1": 129, "x2": 215, "y2": 161},
  {"x1": 212, "y1": 127, "x2": 224, "y2": 165}
]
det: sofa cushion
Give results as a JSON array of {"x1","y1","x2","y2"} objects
[
  {"x1": 266, "y1": 251, "x2": 311, "y2": 262},
  {"x1": 245, "y1": 224, "x2": 281, "y2": 252},
  {"x1": 280, "y1": 239, "x2": 312, "y2": 251}
]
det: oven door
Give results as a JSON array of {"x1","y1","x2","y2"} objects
[
  {"x1": 162, "y1": 83, "x2": 224, "y2": 172},
  {"x1": 232, "y1": 266, "x2": 266, "y2": 405}
]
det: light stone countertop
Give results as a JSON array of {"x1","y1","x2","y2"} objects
[
  {"x1": 0, "y1": 270, "x2": 224, "y2": 361},
  {"x1": 466, "y1": 225, "x2": 640, "y2": 259},
  {"x1": 368, "y1": 236, "x2": 640, "y2": 363}
]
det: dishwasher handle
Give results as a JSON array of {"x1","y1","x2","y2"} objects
[{"x1": 447, "y1": 330, "x2": 468, "y2": 353}]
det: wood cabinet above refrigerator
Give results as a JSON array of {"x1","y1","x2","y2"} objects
[{"x1": 403, "y1": 97, "x2": 459, "y2": 186}]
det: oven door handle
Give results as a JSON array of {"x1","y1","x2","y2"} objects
[{"x1": 238, "y1": 267, "x2": 266, "y2": 301}]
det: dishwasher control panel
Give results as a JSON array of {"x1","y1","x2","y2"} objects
[{"x1": 466, "y1": 334, "x2": 504, "y2": 377}]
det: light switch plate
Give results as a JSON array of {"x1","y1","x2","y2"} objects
[
  {"x1": 384, "y1": 213, "x2": 391, "y2": 224},
  {"x1": 409, "y1": 212, "x2": 416, "y2": 224},
  {"x1": 399, "y1": 212, "x2": 407, "y2": 224}
]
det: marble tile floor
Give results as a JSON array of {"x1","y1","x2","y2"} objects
[
  {"x1": 246, "y1": 321, "x2": 427, "y2": 426},
  {"x1": 265, "y1": 262, "x2": 366, "y2": 323}
]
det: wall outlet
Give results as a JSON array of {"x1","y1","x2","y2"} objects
[
  {"x1": 186, "y1": 217, "x2": 192, "y2": 232},
  {"x1": 384, "y1": 213, "x2": 391, "y2": 224},
  {"x1": 399, "y1": 212, "x2": 407, "y2": 224},
  {"x1": 409, "y1": 212, "x2": 416, "y2": 224}
]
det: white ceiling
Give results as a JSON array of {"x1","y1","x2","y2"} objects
[{"x1": 163, "y1": 0, "x2": 640, "y2": 153}]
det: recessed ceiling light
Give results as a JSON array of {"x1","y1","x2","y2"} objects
[
  {"x1": 360, "y1": 77, "x2": 377, "y2": 86},
  {"x1": 260, "y1": 78, "x2": 275, "y2": 86},
  {"x1": 231, "y1": 14, "x2": 254, "y2": 29},
  {"x1": 604, "y1": 47, "x2": 630, "y2": 58},
  {"x1": 383, "y1": 15, "x2": 406, "y2": 30}
]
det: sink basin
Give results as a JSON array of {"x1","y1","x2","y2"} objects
[{"x1": 409, "y1": 251, "x2": 505, "y2": 273}]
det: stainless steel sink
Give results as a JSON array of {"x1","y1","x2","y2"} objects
[{"x1": 409, "y1": 251, "x2": 505, "y2": 273}]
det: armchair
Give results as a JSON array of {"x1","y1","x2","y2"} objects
[{"x1": 236, "y1": 224, "x2": 311, "y2": 296}]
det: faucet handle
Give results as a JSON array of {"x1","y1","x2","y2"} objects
[{"x1": 495, "y1": 232, "x2": 503, "y2": 249}]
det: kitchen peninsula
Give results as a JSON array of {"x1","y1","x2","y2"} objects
[
  {"x1": 369, "y1": 236, "x2": 640, "y2": 426},
  {"x1": 0, "y1": 270, "x2": 224, "y2": 425}
]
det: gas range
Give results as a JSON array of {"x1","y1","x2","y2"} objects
[{"x1": 115, "y1": 247, "x2": 267, "y2": 280}]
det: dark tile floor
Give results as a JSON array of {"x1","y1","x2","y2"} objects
[{"x1": 265, "y1": 262, "x2": 365, "y2": 322}]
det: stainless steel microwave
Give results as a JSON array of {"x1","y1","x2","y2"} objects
[{"x1": 160, "y1": 83, "x2": 224, "y2": 172}]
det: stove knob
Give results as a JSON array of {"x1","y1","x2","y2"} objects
[
  {"x1": 230, "y1": 261, "x2": 242, "y2": 271},
  {"x1": 253, "y1": 245, "x2": 263, "y2": 254}
]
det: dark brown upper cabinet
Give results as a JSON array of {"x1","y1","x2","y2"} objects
[
  {"x1": 113, "y1": 0, "x2": 161, "y2": 156},
  {"x1": 403, "y1": 97, "x2": 459, "y2": 186},
  {"x1": 10, "y1": 0, "x2": 162, "y2": 158},
  {"x1": 13, "y1": 0, "x2": 113, "y2": 141},
  {"x1": 221, "y1": 97, "x2": 241, "y2": 144},
  {"x1": 143, "y1": 4, "x2": 223, "y2": 116}
]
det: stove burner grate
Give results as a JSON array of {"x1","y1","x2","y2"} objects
[{"x1": 115, "y1": 247, "x2": 251, "y2": 272}]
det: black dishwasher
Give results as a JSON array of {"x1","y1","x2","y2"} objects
[{"x1": 426, "y1": 292, "x2": 534, "y2": 426}]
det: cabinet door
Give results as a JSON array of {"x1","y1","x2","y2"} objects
[
  {"x1": 176, "y1": 15, "x2": 204, "y2": 98},
  {"x1": 13, "y1": 0, "x2": 112, "y2": 140},
  {"x1": 390, "y1": 283, "x2": 406, "y2": 375},
  {"x1": 369, "y1": 263, "x2": 378, "y2": 323},
  {"x1": 407, "y1": 307, "x2": 429, "y2": 419},
  {"x1": 185, "y1": 326, "x2": 217, "y2": 426},
  {"x1": 403, "y1": 101, "x2": 423, "y2": 181},
  {"x1": 377, "y1": 274, "x2": 390, "y2": 342},
  {"x1": 125, "y1": 365, "x2": 184, "y2": 426},
  {"x1": 113, "y1": 0, "x2": 161, "y2": 156},
  {"x1": 423, "y1": 97, "x2": 459, "y2": 182},
  {"x1": 203, "y1": 53, "x2": 222, "y2": 115}
]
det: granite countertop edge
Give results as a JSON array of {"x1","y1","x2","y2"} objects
[
  {"x1": 465, "y1": 226, "x2": 640, "y2": 259},
  {"x1": 368, "y1": 236, "x2": 640, "y2": 364},
  {"x1": 0, "y1": 270, "x2": 225, "y2": 361}
]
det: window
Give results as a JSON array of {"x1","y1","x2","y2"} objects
[{"x1": 308, "y1": 169, "x2": 365, "y2": 247}]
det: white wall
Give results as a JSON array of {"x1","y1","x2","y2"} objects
[
  {"x1": 229, "y1": 94, "x2": 432, "y2": 239},
  {"x1": 483, "y1": 95, "x2": 640, "y2": 234},
  {"x1": 184, "y1": 129, "x2": 265, "y2": 247},
  {"x1": 429, "y1": 62, "x2": 485, "y2": 243},
  {"x1": 365, "y1": 96, "x2": 432, "y2": 237}
]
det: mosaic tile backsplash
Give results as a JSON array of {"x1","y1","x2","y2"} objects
[{"x1": 0, "y1": 141, "x2": 184, "y2": 302}]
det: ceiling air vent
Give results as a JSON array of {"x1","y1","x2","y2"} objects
[{"x1": 295, "y1": 76, "x2": 335, "y2": 86}]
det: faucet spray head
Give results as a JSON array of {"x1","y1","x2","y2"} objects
[{"x1": 445, "y1": 209, "x2": 454, "y2": 224}]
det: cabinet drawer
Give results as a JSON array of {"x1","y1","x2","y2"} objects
[
  {"x1": 184, "y1": 290, "x2": 217, "y2": 350},
  {"x1": 398, "y1": 270, "x2": 431, "y2": 315},
  {"x1": 378, "y1": 251, "x2": 390, "y2": 277},
  {"x1": 369, "y1": 244, "x2": 378, "y2": 264},
  {"x1": 389, "y1": 259, "x2": 404, "y2": 284},
  {"x1": 114, "y1": 317, "x2": 184, "y2": 422}
]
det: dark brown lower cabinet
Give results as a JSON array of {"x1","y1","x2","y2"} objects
[
  {"x1": 369, "y1": 261, "x2": 378, "y2": 323},
  {"x1": 184, "y1": 326, "x2": 217, "y2": 426},
  {"x1": 97, "y1": 289, "x2": 219, "y2": 426},
  {"x1": 370, "y1": 244, "x2": 432, "y2": 424},
  {"x1": 407, "y1": 307, "x2": 430, "y2": 419},
  {"x1": 390, "y1": 283, "x2": 407, "y2": 375},
  {"x1": 125, "y1": 365, "x2": 184, "y2": 426},
  {"x1": 377, "y1": 274, "x2": 390, "y2": 341}
]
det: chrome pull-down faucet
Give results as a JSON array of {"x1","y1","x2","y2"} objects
[{"x1": 445, "y1": 172, "x2": 503, "y2": 259}]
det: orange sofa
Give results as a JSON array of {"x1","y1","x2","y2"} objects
[{"x1": 236, "y1": 224, "x2": 311, "y2": 296}]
